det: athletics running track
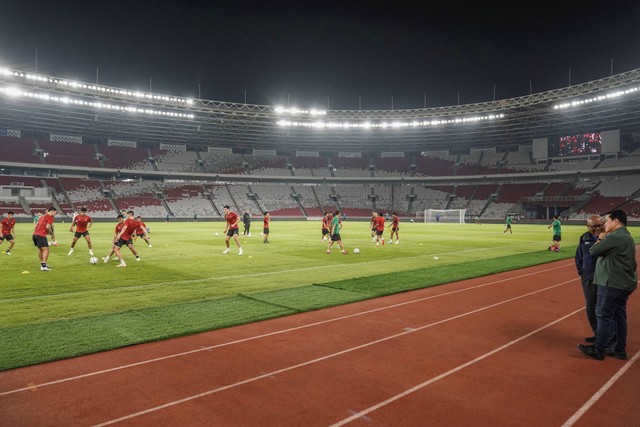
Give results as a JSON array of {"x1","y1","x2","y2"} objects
[{"x1": 1, "y1": 256, "x2": 638, "y2": 426}]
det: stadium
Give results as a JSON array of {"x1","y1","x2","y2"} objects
[{"x1": 1, "y1": 5, "x2": 640, "y2": 425}]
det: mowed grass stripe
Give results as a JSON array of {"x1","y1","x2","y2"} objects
[{"x1": 1, "y1": 220, "x2": 637, "y2": 370}]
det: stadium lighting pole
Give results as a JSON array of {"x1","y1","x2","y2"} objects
[
  {"x1": 568, "y1": 68, "x2": 572, "y2": 86},
  {"x1": 424, "y1": 92, "x2": 427, "y2": 108},
  {"x1": 35, "y1": 48, "x2": 38, "y2": 73},
  {"x1": 493, "y1": 84, "x2": 496, "y2": 101},
  {"x1": 611, "y1": 58, "x2": 614, "y2": 76},
  {"x1": 96, "y1": 68, "x2": 99, "y2": 84},
  {"x1": 529, "y1": 80, "x2": 532, "y2": 95}
]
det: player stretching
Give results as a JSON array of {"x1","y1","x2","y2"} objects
[
  {"x1": 389, "y1": 212, "x2": 400, "y2": 244},
  {"x1": 135, "y1": 215, "x2": 152, "y2": 247},
  {"x1": 222, "y1": 205, "x2": 243, "y2": 255},
  {"x1": 32, "y1": 207, "x2": 57, "y2": 271},
  {"x1": 263, "y1": 212, "x2": 270, "y2": 243},
  {"x1": 68, "y1": 207, "x2": 94, "y2": 256},
  {"x1": 1, "y1": 211, "x2": 16, "y2": 255},
  {"x1": 112, "y1": 211, "x2": 142, "y2": 267},
  {"x1": 327, "y1": 209, "x2": 348, "y2": 255}
]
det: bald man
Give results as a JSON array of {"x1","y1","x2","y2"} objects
[{"x1": 575, "y1": 214, "x2": 604, "y2": 343}]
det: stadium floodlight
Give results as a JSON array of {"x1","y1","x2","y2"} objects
[
  {"x1": 553, "y1": 86, "x2": 640, "y2": 110},
  {"x1": 275, "y1": 113, "x2": 504, "y2": 129}
]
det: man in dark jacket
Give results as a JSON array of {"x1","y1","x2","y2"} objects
[
  {"x1": 578, "y1": 210, "x2": 637, "y2": 361},
  {"x1": 242, "y1": 210, "x2": 251, "y2": 236},
  {"x1": 575, "y1": 215, "x2": 604, "y2": 343}
]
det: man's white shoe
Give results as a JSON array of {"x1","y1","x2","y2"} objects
[
  {"x1": 102, "y1": 257, "x2": 109, "y2": 263},
  {"x1": 238, "y1": 248, "x2": 243, "y2": 256},
  {"x1": 41, "y1": 265, "x2": 51, "y2": 271},
  {"x1": 116, "y1": 263, "x2": 127, "y2": 268},
  {"x1": 68, "y1": 248, "x2": 74, "y2": 256},
  {"x1": 89, "y1": 250, "x2": 94, "y2": 256},
  {"x1": 148, "y1": 244, "x2": 152, "y2": 248},
  {"x1": 222, "y1": 248, "x2": 231, "y2": 254},
  {"x1": 395, "y1": 241, "x2": 399, "y2": 244}
]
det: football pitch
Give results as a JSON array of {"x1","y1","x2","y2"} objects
[{"x1": 1, "y1": 220, "x2": 637, "y2": 370}]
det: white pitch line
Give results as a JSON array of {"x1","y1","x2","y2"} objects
[
  {"x1": 561, "y1": 349, "x2": 640, "y2": 427},
  {"x1": 0, "y1": 240, "x2": 554, "y2": 303},
  {"x1": 0, "y1": 263, "x2": 572, "y2": 398},
  {"x1": 329, "y1": 307, "x2": 585, "y2": 427},
  {"x1": 91, "y1": 279, "x2": 576, "y2": 427}
]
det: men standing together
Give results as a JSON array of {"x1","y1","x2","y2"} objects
[
  {"x1": 578, "y1": 210, "x2": 637, "y2": 361},
  {"x1": 575, "y1": 215, "x2": 604, "y2": 343}
]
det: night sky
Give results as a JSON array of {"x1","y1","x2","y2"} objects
[{"x1": 1, "y1": 1, "x2": 639, "y2": 110}]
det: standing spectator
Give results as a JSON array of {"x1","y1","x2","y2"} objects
[
  {"x1": 575, "y1": 215, "x2": 604, "y2": 343},
  {"x1": 242, "y1": 210, "x2": 251, "y2": 237},
  {"x1": 548, "y1": 215, "x2": 562, "y2": 251},
  {"x1": 578, "y1": 210, "x2": 637, "y2": 361},
  {"x1": 32, "y1": 207, "x2": 57, "y2": 271},
  {"x1": 193, "y1": 212, "x2": 198, "y2": 222},
  {"x1": 1, "y1": 211, "x2": 16, "y2": 255}
]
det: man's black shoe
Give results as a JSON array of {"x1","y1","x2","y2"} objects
[
  {"x1": 605, "y1": 349, "x2": 628, "y2": 360},
  {"x1": 578, "y1": 344, "x2": 604, "y2": 361},
  {"x1": 584, "y1": 336, "x2": 596, "y2": 343}
]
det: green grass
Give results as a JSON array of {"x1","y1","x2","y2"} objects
[{"x1": 1, "y1": 220, "x2": 637, "y2": 370}]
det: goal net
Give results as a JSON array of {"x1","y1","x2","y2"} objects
[{"x1": 420, "y1": 208, "x2": 467, "y2": 223}]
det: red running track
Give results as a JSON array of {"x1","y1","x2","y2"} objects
[{"x1": 0, "y1": 258, "x2": 638, "y2": 426}]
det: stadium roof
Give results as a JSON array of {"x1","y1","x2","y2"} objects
[{"x1": 2, "y1": 66, "x2": 640, "y2": 152}]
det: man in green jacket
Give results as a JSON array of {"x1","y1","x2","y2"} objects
[{"x1": 578, "y1": 210, "x2": 637, "y2": 361}]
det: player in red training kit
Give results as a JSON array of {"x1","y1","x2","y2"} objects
[
  {"x1": 374, "y1": 211, "x2": 386, "y2": 246},
  {"x1": 321, "y1": 212, "x2": 332, "y2": 242},
  {"x1": 370, "y1": 211, "x2": 377, "y2": 243},
  {"x1": 112, "y1": 211, "x2": 142, "y2": 267},
  {"x1": 134, "y1": 215, "x2": 152, "y2": 247},
  {"x1": 222, "y1": 205, "x2": 243, "y2": 255},
  {"x1": 32, "y1": 206, "x2": 57, "y2": 271},
  {"x1": 68, "y1": 207, "x2": 94, "y2": 256},
  {"x1": 1, "y1": 211, "x2": 16, "y2": 255},
  {"x1": 263, "y1": 212, "x2": 270, "y2": 243},
  {"x1": 389, "y1": 212, "x2": 400, "y2": 244}
]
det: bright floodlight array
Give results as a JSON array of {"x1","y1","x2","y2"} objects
[
  {"x1": 0, "y1": 86, "x2": 195, "y2": 119},
  {"x1": 0, "y1": 67, "x2": 194, "y2": 105},
  {"x1": 277, "y1": 114, "x2": 505, "y2": 129},
  {"x1": 554, "y1": 86, "x2": 640, "y2": 110},
  {"x1": 0, "y1": 66, "x2": 194, "y2": 119}
]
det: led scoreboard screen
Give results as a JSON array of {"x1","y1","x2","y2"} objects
[{"x1": 549, "y1": 132, "x2": 602, "y2": 157}]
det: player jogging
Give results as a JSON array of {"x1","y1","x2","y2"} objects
[
  {"x1": 32, "y1": 206, "x2": 57, "y2": 271},
  {"x1": 103, "y1": 214, "x2": 126, "y2": 262},
  {"x1": 327, "y1": 209, "x2": 348, "y2": 255},
  {"x1": 112, "y1": 211, "x2": 142, "y2": 267},
  {"x1": 263, "y1": 212, "x2": 270, "y2": 243},
  {"x1": 68, "y1": 207, "x2": 94, "y2": 256},
  {"x1": 1, "y1": 211, "x2": 16, "y2": 255},
  {"x1": 503, "y1": 215, "x2": 513, "y2": 234},
  {"x1": 389, "y1": 212, "x2": 400, "y2": 244},
  {"x1": 223, "y1": 205, "x2": 243, "y2": 255}
]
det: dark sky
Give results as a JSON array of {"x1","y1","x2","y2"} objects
[{"x1": 1, "y1": 1, "x2": 639, "y2": 110}]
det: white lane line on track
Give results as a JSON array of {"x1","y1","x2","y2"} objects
[
  {"x1": 90, "y1": 278, "x2": 577, "y2": 427},
  {"x1": 0, "y1": 241, "x2": 555, "y2": 303},
  {"x1": 0, "y1": 263, "x2": 572, "y2": 398},
  {"x1": 330, "y1": 307, "x2": 585, "y2": 427},
  {"x1": 561, "y1": 349, "x2": 640, "y2": 427}
]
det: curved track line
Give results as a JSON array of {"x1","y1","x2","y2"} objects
[
  {"x1": 0, "y1": 263, "x2": 571, "y2": 398},
  {"x1": 329, "y1": 308, "x2": 584, "y2": 427},
  {"x1": 91, "y1": 279, "x2": 576, "y2": 426},
  {"x1": 561, "y1": 349, "x2": 640, "y2": 427}
]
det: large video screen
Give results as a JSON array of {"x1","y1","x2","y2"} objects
[{"x1": 550, "y1": 132, "x2": 602, "y2": 157}]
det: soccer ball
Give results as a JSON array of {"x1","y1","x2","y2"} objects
[
  {"x1": 353, "y1": 248, "x2": 360, "y2": 254},
  {"x1": 89, "y1": 256, "x2": 99, "y2": 264}
]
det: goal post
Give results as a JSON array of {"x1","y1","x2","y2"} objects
[{"x1": 421, "y1": 208, "x2": 467, "y2": 223}]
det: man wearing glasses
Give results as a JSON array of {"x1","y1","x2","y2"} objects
[
  {"x1": 575, "y1": 215, "x2": 604, "y2": 343},
  {"x1": 578, "y1": 210, "x2": 637, "y2": 361}
]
